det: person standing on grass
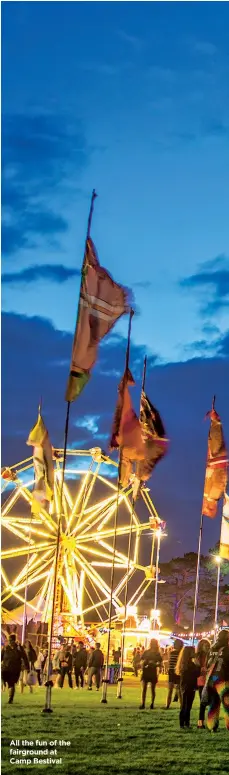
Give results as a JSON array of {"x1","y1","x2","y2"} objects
[
  {"x1": 87, "y1": 643, "x2": 104, "y2": 691},
  {"x1": 1, "y1": 634, "x2": 29, "y2": 704},
  {"x1": 202, "y1": 629, "x2": 229, "y2": 733},
  {"x1": 59, "y1": 644, "x2": 73, "y2": 689},
  {"x1": 176, "y1": 645, "x2": 200, "y2": 729},
  {"x1": 139, "y1": 639, "x2": 162, "y2": 710},
  {"x1": 194, "y1": 638, "x2": 210, "y2": 729},
  {"x1": 34, "y1": 647, "x2": 45, "y2": 686},
  {"x1": 133, "y1": 648, "x2": 141, "y2": 677},
  {"x1": 165, "y1": 639, "x2": 183, "y2": 709},
  {"x1": 73, "y1": 641, "x2": 87, "y2": 688}
]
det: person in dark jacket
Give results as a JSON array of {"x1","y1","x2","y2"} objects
[
  {"x1": 88, "y1": 643, "x2": 104, "y2": 690},
  {"x1": 73, "y1": 642, "x2": 87, "y2": 688},
  {"x1": 1, "y1": 634, "x2": 29, "y2": 703},
  {"x1": 139, "y1": 639, "x2": 162, "y2": 710},
  {"x1": 59, "y1": 645, "x2": 73, "y2": 688},
  {"x1": 166, "y1": 639, "x2": 183, "y2": 708},
  {"x1": 194, "y1": 638, "x2": 211, "y2": 728},
  {"x1": 176, "y1": 646, "x2": 200, "y2": 728},
  {"x1": 204, "y1": 629, "x2": 229, "y2": 732}
]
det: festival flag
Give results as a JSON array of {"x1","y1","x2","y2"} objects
[
  {"x1": 134, "y1": 392, "x2": 168, "y2": 491},
  {"x1": 66, "y1": 237, "x2": 128, "y2": 402},
  {"x1": 202, "y1": 408, "x2": 228, "y2": 519},
  {"x1": 220, "y1": 493, "x2": 229, "y2": 560},
  {"x1": 27, "y1": 414, "x2": 54, "y2": 513},
  {"x1": 110, "y1": 370, "x2": 144, "y2": 487}
]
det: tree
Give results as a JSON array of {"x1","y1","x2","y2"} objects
[{"x1": 143, "y1": 549, "x2": 229, "y2": 630}]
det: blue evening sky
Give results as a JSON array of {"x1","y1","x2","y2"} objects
[
  {"x1": 2, "y1": 2, "x2": 229, "y2": 558},
  {"x1": 2, "y1": 1, "x2": 229, "y2": 360}
]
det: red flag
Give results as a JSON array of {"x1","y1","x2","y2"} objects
[
  {"x1": 202, "y1": 409, "x2": 228, "y2": 519},
  {"x1": 110, "y1": 371, "x2": 144, "y2": 487},
  {"x1": 66, "y1": 238, "x2": 129, "y2": 401}
]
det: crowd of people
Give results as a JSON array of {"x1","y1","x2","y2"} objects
[
  {"x1": 138, "y1": 631, "x2": 229, "y2": 732},
  {"x1": 1, "y1": 636, "x2": 105, "y2": 699},
  {"x1": 2, "y1": 630, "x2": 229, "y2": 732}
]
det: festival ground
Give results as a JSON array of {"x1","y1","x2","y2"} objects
[{"x1": 2, "y1": 683, "x2": 228, "y2": 775}]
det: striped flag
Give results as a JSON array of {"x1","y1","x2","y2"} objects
[
  {"x1": 66, "y1": 238, "x2": 128, "y2": 401},
  {"x1": 27, "y1": 414, "x2": 54, "y2": 513},
  {"x1": 220, "y1": 493, "x2": 229, "y2": 560},
  {"x1": 202, "y1": 409, "x2": 228, "y2": 519}
]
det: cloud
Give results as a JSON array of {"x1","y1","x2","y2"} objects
[
  {"x1": 193, "y1": 41, "x2": 217, "y2": 56},
  {"x1": 180, "y1": 256, "x2": 229, "y2": 316},
  {"x1": 75, "y1": 415, "x2": 100, "y2": 435},
  {"x1": 133, "y1": 281, "x2": 152, "y2": 289},
  {"x1": 1, "y1": 112, "x2": 89, "y2": 256},
  {"x1": 202, "y1": 120, "x2": 229, "y2": 138},
  {"x1": 117, "y1": 29, "x2": 143, "y2": 51},
  {"x1": 2, "y1": 311, "x2": 229, "y2": 559},
  {"x1": 2, "y1": 264, "x2": 81, "y2": 286}
]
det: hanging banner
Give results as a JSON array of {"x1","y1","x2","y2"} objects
[{"x1": 220, "y1": 493, "x2": 229, "y2": 560}]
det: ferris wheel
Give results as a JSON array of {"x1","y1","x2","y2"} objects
[{"x1": 1, "y1": 448, "x2": 161, "y2": 633}]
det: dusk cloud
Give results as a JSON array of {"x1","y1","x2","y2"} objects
[
  {"x1": 1, "y1": 112, "x2": 89, "y2": 256},
  {"x1": 180, "y1": 256, "x2": 229, "y2": 316},
  {"x1": 2, "y1": 311, "x2": 229, "y2": 559},
  {"x1": 193, "y1": 40, "x2": 217, "y2": 56},
  {"x1": 2, "y1": 264, "x2": 81, "y2": 286}
]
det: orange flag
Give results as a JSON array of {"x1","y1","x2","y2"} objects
[
  {"x1": 110, "y1": 370, "x2": 144, "y2": 486},
  {"x1": 202, "y1": 409, "x2": 228, "y2": 518}
]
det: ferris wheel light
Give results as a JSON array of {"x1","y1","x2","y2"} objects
[{"x1": 1, "y1": 449, "x2": 163, "y2": 632}]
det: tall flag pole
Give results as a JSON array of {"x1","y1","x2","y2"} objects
[
  {"x1": 42, "y1": 190, "x2": 97, "y2": 713},
  {"x1": 192, "y1": 396, "x2": 228, "y2": 643},
  {"x1": 116, "y1": 354, "x2": 147, "y2": 700},
  {"x1": 101, "y1": 308, "x2": 134, "y2": 704}
]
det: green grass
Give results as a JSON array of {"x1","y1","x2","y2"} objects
[{"x1": 2, "y1": 682, "x2": 229, "y2": 775}]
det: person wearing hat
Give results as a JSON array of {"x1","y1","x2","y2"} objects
[
  {"x1": 1, "y1": 634, "x2": 29, "y2": 704},
  {"x1": 203, "y1": 629, "x2": 229, "y2": 732}
]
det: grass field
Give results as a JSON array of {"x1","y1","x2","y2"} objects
[{"x1": 2, "y1": 682, "x2": 229, "y2": 775}]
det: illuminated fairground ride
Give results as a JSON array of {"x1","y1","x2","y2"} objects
[{"x1": 1, "y1": 448, "x2": 163, "y2": 637}]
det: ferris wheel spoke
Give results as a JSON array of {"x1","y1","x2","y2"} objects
[
  {"x1": 81, "y1": 598, "x2": 112, "y2": 616},
  {"x1": 66, "y1": 466, "x2": 94, "y2": 532},
  {"x1": 76, "y1": 542, "x2": 125, "y2": 565},
  {"x1": 1, "y1": 519, "x2": 35, "y2": 545},
  {"x1": 81, "y1": 572, "x2": 109, "y2": 618},
  {"x1": 1, "y1": 487, "x2": 23, "y2": 517},
  {"x1": 35, "y1": 573, "x2": 53, "y2": 615},
  {"x1": 6, "y1": 590, "x2": 42, "y2": 613},
  {"x1": 72, "y1": 549, "x2": 122, "y2": 607},
  {"x1": 1, "y1": 541, "x2": 55, "y2": 559},
  {"x1": 77, "y1": 522, "x2": 149, "y2": 544},
  {"x1": 81, "y1": 582, "x2": 105, "y2": 621},
  {"x1": 128, "y1": 578, "x2": 153, "y2": 607},
  {"x1": 96, "y1": 538, "x2": 135, "y2": 567},
  {"x1": 113, "y1": 568, "x2": 135, "y2": 597},
  {"x1": 2, "y1": 552, "x2": 38, "y2": 592}
]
